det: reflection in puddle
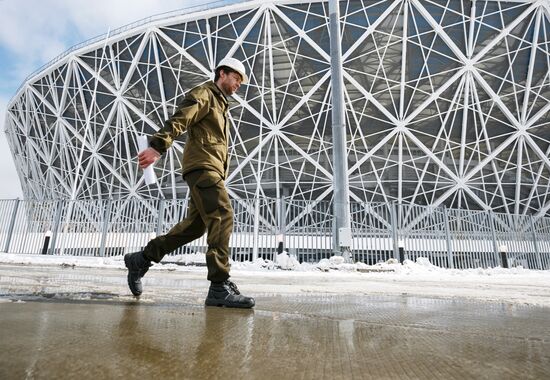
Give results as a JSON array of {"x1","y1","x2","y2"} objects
[{"x1": 0, "y1": 297, "x2": 549, "y2": 379}]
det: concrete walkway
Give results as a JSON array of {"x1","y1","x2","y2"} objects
[{"x1": 1, "y1": 264, "x2": 549, "y2": 379}]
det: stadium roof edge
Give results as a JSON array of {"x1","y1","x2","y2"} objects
[
  {"x1": 7, "y1": 0, "x2": 316, "y2": 107},
  {"x1": 6, "y1": 0, "x2": 539, "y2": 108}
]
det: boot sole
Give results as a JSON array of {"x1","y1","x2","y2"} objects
[{"x1": 205, "y1": 299, "x2": 254, "y2": 308}]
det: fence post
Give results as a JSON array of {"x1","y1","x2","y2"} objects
[
  {"x1": 390, "y1": 202, "x2": 399, "y2": 260},
  {"x1": 276, "y1": 196, "x2": 287, "y2": 262},
  {"x1": 98, "y1": 199, "x2": 112, "y2": 257},
  {"x1": 3, "y1": 199, "x2": 21, "y2": 253},
  {"x1": 530, "y1": 215, "x2": 542, "y2": 270},
  {"x1": 488, "y1": 210, "x2": 500, "y2": 267},
  {"x1": 252, "y1": 197, "x2": 260, "y2": 261},
  {"x1": 443, "y1": 206, "x2": 454, "y2": 269},
  {"x1": 48, "y1": 200, "x2": 65, "y2": 255},
  {"x1": 156, "y1": 199, "x2": 165, "y2": 237},
  {"x1": 280, "y1": 196, "x2": 286, "y2": 251}
]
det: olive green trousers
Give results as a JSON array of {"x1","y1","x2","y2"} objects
[{"x1": 143, "y1": 170, "x2": 233, "y2": 282}]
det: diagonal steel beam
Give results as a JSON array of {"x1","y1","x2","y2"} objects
[
  {"x1": 74, "y1": 56, "x2": 180, "y2": 147},
  {"x1": 343, "y1": 70, "x2": 399, "y2": 124},
  {"x1": 403, "y1": 128, "x2": 461, "y2": 183},
  {"x1": 226, "y1": 130, "x2": 276, "y2": 182},
  {"x1": 226, "y1": 5, "x2": 269, "y2": 58},
  {"x1": 521, "y1": 7, "x2": 542, "y2": 123},
  {"x1": 410, "y1": 0, "x2": 468, "y2": 63},
  {"x1": 470, "y1": 74, "x2": 513, "y2": 216},
  {"x1": 342, "y1": 0, "x2": 402, "y2": 61},
  {"x1": 347, "y1": 128, "x2": 399, "y2": 175},
  {"x1": 404, "y1": 67, "x2": 468, "y2": 124},
  {"x1": 8, "y1": 105, "x2": 73, "y2": 196},
  {"x1": 525, "y1": 101, "x2": 550, "y2": 129},
  {"x1": 27, "y1": 85, "x2": 134, "y2": 193},
  {"x1": 269, "y1": 3, "x2": 331, "y2": 62},
  {"x1": 279, "y1": 71, "x2": 331, "y2": 127},
  {"x1": 472, "y1": 1, "x2": 539, "y2": 64},
  {"x1": 277, "y1": 132, "x2": 333, "y2": 179},
  {"x1": 119, "y1": 30, "x2": 154, "y2": 94},
  {"x1": 470, "y1": 68, "x2": 520, "y2": 127}
]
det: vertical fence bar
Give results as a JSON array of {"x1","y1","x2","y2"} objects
[
  {"x1": 523, "y1": 216, "x2": 531, "y2": 268},
  {"x1": 434, "y1": 209, "x2": 439, "y2": 266},
  {"x1": 471, "y1": 212, "x2": 479, "y2": 267},
  {"x1": 512, "y1": 215, "x2": 520, "y2": 268},
  {"x1": 488, "y1": 211, "x2": 499, "y2": 267},
  {"x1": 409, "y1": 205, "x2": 417, "y2": 261},
  {"x1": 252, "y1": 197, "x2": 260, "y2": 261},
  {"x1": 438, "y1": 209, "x2": 445, "y2": 267},
  {"x1": 463, "y1": 210, "x2": 470, "y2": 269},
  {"x1": 458, "y1": 209, "x2": 465, "y2": 269},
  {"x1": 481, "y1": 212, "x2": 490, "y2": 268},
  {"x1": 530, "y1": 215, "x2": 542, "y2": 270},
  {"x1": 3, "y1": 199, "x2": 20, "y2": 253},
  {"x1": 450, "y1": 209, "x2": 459, "y2": 269},
  {"x1": 476, "y1": 213, "x2": 490, "y2": 268},
  {"x1": 483, "y1": 212, "x2": 490, "y2": 267},
  {"x1": 156, "y1": 199, "x2": 165, "y2": 237},
  {"x1": 443, "y1": 206, "x2": 453, "y2": 269},
  {"x1": 390, "y1": 202, "x2": 399, "y2": 260},
  {"x1": 537, "y1": 218, "x2": 549, "y2": 269},
  {"x1": 48, "y1": 200, "x2": 65, "y2": 255},
  {"x1": 98, "y1": 199, "x2": 112, "y2": 258}
]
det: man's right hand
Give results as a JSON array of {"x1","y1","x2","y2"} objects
[{"x1": 138, "y1": 147, "x2": 161, "y2": 169}]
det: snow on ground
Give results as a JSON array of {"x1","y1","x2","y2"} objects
[{"x1": 0, "y1": 252, "x2": 549, "y2": 306}]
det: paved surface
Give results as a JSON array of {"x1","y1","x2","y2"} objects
[{"x1": 1, "y1": 264, "x2": 549, "y2": 379}]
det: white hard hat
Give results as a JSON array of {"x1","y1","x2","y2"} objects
[{"x1": 216, "y1": 57, "x2": 248, "y2": 84}]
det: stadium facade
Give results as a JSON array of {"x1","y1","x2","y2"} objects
[{"x1": 4, "y1": 0, "x2": 550, "y2": 218}]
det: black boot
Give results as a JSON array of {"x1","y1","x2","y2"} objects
[
  {"x1": 205, "y1": 280, "x2": 255, "y2": 308},
  {"x1": 124, "y1": 251, "x2": 152, "y2": 296}
]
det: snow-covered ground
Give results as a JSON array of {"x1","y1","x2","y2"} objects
[{"x1": 0, "y1": 252, "x2": 549, "y2": 307}]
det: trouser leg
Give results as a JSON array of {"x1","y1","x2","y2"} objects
[
  {"x1": 143, "y1": 197, "x2": 206, "y2": 263},
  {"x1": 187, "y1": 171, "x2": 234, "y2": 283}
]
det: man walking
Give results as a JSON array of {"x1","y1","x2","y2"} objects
[{"x1": 124, "y1": 58, "x2": 255, "y2": 309}]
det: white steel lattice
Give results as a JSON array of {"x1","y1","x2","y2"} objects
[{"x1": 4, "y1": 0, "x2": 550, "y2": 219}]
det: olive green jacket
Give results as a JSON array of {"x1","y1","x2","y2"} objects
[{"x1": 149, "y1": 81, "x2": 230, "y2": 179}]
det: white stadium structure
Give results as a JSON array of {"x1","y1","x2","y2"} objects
[
  {"x1": 3, "y1": 0, "x2": 550, "y2": 267},
  {"x1": 5, "y1": 0, "x2": 550, "y2": 214}
]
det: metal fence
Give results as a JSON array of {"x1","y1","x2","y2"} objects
[{"x1": 0, "y1": 198, "x2": 549, "y2": 270}]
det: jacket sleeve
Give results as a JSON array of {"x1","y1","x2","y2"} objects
[{"x1": 149, "y1": 87, "x2": 210, "y2": 155}]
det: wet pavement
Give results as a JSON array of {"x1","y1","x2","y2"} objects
[{"x1": 1, "y1": 265, "x2": 549, "y2": 379}]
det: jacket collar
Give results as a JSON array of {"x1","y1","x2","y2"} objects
[{"x1": 207, "y1": 81, "x2": 229, "y2": 106}]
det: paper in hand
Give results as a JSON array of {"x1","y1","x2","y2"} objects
[{"x1": 137, "y1": 135, "x2": 158, "y2": 186}]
